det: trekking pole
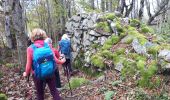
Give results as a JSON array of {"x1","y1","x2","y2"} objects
[
  {"x1": 65, "y1": 65, "x2": 73, "y2": 96},
  {"x1": 27, "y1": 73, "x2": 30, "y2": 82}
]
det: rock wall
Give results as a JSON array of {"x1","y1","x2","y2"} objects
[{"x1": 65, "y1": 13, "x2": 126, "y2": 67}]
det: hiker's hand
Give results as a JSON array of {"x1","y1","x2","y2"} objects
[
  {"x1": 61, "y1": 57, "x2": 66, "y2": 63},
  {"x1": 23, "y1": 72, "x2": 27, "y2": 77}
]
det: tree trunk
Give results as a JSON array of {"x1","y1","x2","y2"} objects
[
  {"x1": 89, "y1": 0, "x2": 95, "y2": 10},
  {"x1": 4, "y1": 0, "x2": 13, "y2": 48},
  {"x1": 101, "y1": 0, "x2": 105, "y2": 12},
  {"x1": 12, "y1": 0, "x2": 27, "y2": 71},
  {"x1": 108, "y1": 0, "x2": 113, "y2": 12},
  {"x1": 139, "y1": 0, "x2": 145, "y2": 20}
]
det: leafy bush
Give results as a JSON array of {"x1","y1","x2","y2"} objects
[{"x1": 0, "y1": 93, "x2": 7, "y2": 100}]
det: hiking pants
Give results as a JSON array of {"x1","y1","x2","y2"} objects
[
  {"x1": 55, "y1": 68, "x2": 61, "y2": 88},
  {"x1": 33, "y1": 75, "x2": 60, "y2": 100},
  {"x1": 63, "y1": 59, "x2": 72, "y2": 75}
]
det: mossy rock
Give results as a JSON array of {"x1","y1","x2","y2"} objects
[
  {"x1": 136, "y1": 55, "x2": 147, "y2": 61},
  {"x1": 137, "y1": 60, "x2": 146, "y2": 72},
  {"x1": 130, "y1": 19, "x2": 140, "y2": 27},
  {"x1": 91, "y1": 54, "x2": 105, "y2": 68},
  {"x1": 91, "y1": 43, "x2": 100, "y2": 49},
  {"x1": 101, "y1": 50, "x2": 113, "y2": 59},
  {"x1": 66, "y1": 77, "x2": 89, "y2": 89},
  {"x1": 96, "y1": 22, "x2": 111, "y2": 33},
  {"x1": 102, "y1": 44, "x2": 112, "y2": 50},
  {"x1": 148, "y1": 45, "x2": 161, "y2": 55},
  {"x1": 104, "y1": 13, "x2": 116, "y2": 21},
  {"x1": 147, "y1": 60, "x2": 157, "y2": 76},
  {"x1": 121, "y1": 35, "x2": 134, "y2": 44},
  {"x1": 114, "y1": 48, "x2": 125, "y2": 55},
  {"x1": 141, "y1": 26, "x2": 153, "y2": 33},
  {"x1": 127, "y1": 26, "x2": 136, "y2": 31},
  {"x1": 121, "y1": 59, "x2": 137, "y2": 77},
  {"x1": 116, "y1": 22, "x2": 124, "y2": 33},
  {"x1": 110, "y1": 35, "x2": 120, "y2": 44},
  {"x1": 119, "y1": 32, "x2": 127, "y2": 38},
  {"x1": 0, "y1": 93, "x2": 7, "y2": 100},
  {"x1": 128, "y1": 30, "x2": 147, "y2": 45},
  {"x1": 104, "y1": 39, "x2": 113, "y2": 45}
]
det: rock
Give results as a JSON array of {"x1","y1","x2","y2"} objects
[
  {"x1": 132, "y1": 39, "x2": 147, "y2": 55},
  {"x1": 115, "y1": 62, "x2": 124, "y2": 71},
  {"x1": 89, "y1": 30, "x2": 101, "y2": 37},
  {"x1": 87, "y1": 19, "x2": 94, "y2": 28},
  {"x1": 165, "y1": 54, "x2": 170, "y2": 62},
  {"x1": 71, "y1": 15, "x2": 81, "y2": 22},
  {"x1": 90, "y1": 75, "x2": 105, "y2": 84},
  {"x1": 158, "y1": 50, "x2": 170, "y2": 59},
  {"x1": 110, "y1": 22, "x2": 118, "y2": 35}
]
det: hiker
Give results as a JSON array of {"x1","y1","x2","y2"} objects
[
  {"x1": 58, "y1": 33, "x2": 75, "y2": 76},
  {"x1": 23, "y1": 28, "x2": 65, "y2": 100},
  {"x1": 44, "y1": 37, "x2": 65, "y2": 88}
]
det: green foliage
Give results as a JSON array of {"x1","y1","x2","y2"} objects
[
  {"x1": 116, "y1": 22, "x2": 124, "y2": 32},
  {"x1": 96, "y1": 22, "x2": 111, "y2": 33},
  {"x1": 148, "y1": 45, "x2": 161, "y2": 55},
  {"x1": 121, "y1": 35, "x2": 134, "y2": 44},
  {"x1": 67, "y1": 77, "x2": 89, "y2": 89},
  {"x1": 121, "y1": 59, "x2": 137, "y2": 77},
  {"x1": 128, "y1": 30, "x2": 147, "y2": 45},
  {"x1": 137, "y1": 60, "x2": 145, "y2": 72},
  {"x1": 104, "y1": 13, "x2": 116, "y2": 21},
  {"x1": 90, "y1": 54, "x2": 105, "y2": 68},
  {"x1": 0, "y1": 93, "x2": 7, "y2": 100},
  {"x1": 102, "y1": 44, "x2": 112, "y2": 50},
  {"x1": 130, "y1": 19, "x2": 140, "y2": 27},
  {"x1": 91, "y1": 43, "x2": 100, "y2": 49},
  {"x1": 114, "y1": 48, "x2": 125, "y2": 55},
  {"x1": 141, "y1": 26, "x2": 153, "y2": 33},
  {"x1": 110, "y1": 35, "x2": 120, "y2": 44},
  {"x1": 101, "y1": 50, "x2": 113, "y2": 59},
  {"x1": 104, "y1": 91, "x2": 115, "y2": 100}
]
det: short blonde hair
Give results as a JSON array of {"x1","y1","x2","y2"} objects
[{"x1": 30, "y1": 28, "x2": 47, "y2": 42}]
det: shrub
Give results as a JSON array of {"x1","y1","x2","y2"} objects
[{"x1": 130, "y1": 19, "x2": 140, "y2": 27}]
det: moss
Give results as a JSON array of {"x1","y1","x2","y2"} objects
[
  {"x1": 91, "y1": 54, "x2": 105, "y2": 68},
  {"x1": 115, "y1": 48, "x2": 125, "y2": 55},
  {"x1": 105, "y1": 39, "x2": 113, "y2": 45},
  {"x1": 104, "y1": 13, "x2": 116, "y2": 21},
  {"x1": 148, "y1": 45, "x2": 161, "y2": 55},
  {"x1": 111, "y1": 35, "x2": 120, "y2": 44},
  {"x1": 121, "y1": 35, "x2": 134, "y2": 44},
  {"x1": 0, "y1": 93, "x2": 7, "y2": 100},
  {"x1": 115, "y1": 22, "x2": 124, "y2": 32},
  {"x1": 136, "y1": 55, "x2": 147, "y2": 61},
  {"x1": 96, "y1": 22, "x2": 111, "y2": 33},
  {"x1": 127, "y1": 26, "x2": 136, "y2": 31},
  {"x1": 67, "y1": 77, "x2": 89, "y2": 89},
  {"x1": 137, "y1": 60, "x2": 146, "y2": 72},
  {"x1": 141, "y1": 26, "x2": 153, "y2": 33},
  {"x1": 128, "y1": 30, "x2": 147, "y2": 45},
  {"x1": 147, "y1": 60, "x2": 157, "y2": 76},
  {"x1": 119, "y1": 32, "x2": 127, "y2": 38},
  {"x1": 102, "y1": 44, "x2": 112, "y2": 50},
  {"x1": 121, "y1": 59, "x2": 137, "y2": 77},
  {"x1": 91, "y1": 43, "x2": 100, "y2": 49},
  {"x1": 130, "y1": 19, "x2": 140, "y2": 27},
  {"x1": 101, "y1": 50, "x2": 113, "y2": 59}
]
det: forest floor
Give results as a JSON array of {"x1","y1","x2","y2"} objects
[{"x1": 1, "y1": 62, "x2": 170, "y2": 100}]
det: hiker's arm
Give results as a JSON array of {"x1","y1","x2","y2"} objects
[
  {"x1": 71, "y1": 45, "x2": 76, "y2": 52},
  {"x1": 23, "y1": 47, "x2": 33, "y2": 76}
]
